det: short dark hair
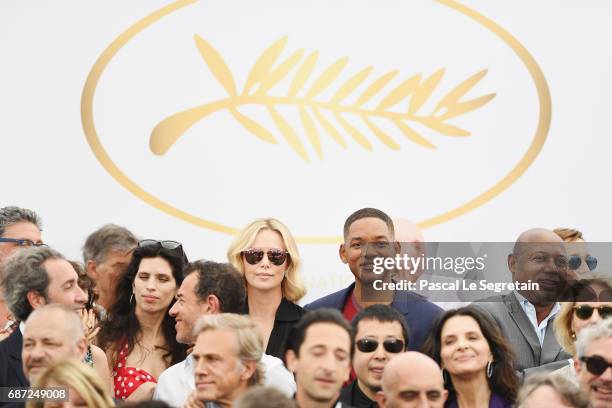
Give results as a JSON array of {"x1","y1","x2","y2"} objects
[
  {"x1": 186, "y1": 260, "x2": 246, "y2": 314},
  {"x1": 343, "y1": 208, "x2": 394, "y2": 239},
  {"x1": 351, "y1": 304, "x2": 410, "y2": 350},
  {"x1": 284, "y1": 308, "x2": 353, "y2": 363}
]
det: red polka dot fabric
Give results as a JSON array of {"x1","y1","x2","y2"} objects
[{"x1": 112, "y1": 342, "x2": 157, "y2": 400}]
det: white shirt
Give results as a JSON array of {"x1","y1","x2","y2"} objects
[
  {"x1": 153, "y1": 353, "x2": 296, "y2": 407},
  {"x1": 514, "y1": 291, "x2": 560, "y2": 346}
]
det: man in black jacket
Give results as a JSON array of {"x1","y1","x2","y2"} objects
[
  {"x1": 340, "y1": 305, "x2": 409, "y2": 408},
  {"x1": 0, "y1": 247, "x2": 87, "y2": 392}
]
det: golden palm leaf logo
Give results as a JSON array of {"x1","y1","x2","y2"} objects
[{"x1": 150, "y1": 36, "x2": 496, "y2": 162}]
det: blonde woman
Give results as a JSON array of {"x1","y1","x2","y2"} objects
[
  {"x1": 228, "y1": 218, "x2": 306, "y2": 359},
  {"x1": 554, "y1": 228, "x2": 598, "y2": 276},
  {"x1": 553, "y1": 277, "x2": 612, "y2": 379},
  {"x1": 27, "y1": 359, "x2": 114, "y2": 408}
]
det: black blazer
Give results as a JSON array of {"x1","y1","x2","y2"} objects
[
  {"x1": 0, "y1": 329, "x2": 28, "y2": 407},
  {"x1": 244, "y1": 297, "x2": 305, "y2": 359}
]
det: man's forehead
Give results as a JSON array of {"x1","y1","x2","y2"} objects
[
  {"x1": 586, "y1": 336, "x2": 612, "y2": 355},
  {"x1": 44, "y1": 258, "x2": 77, "y2": 279},
  {"x1": 303, "y1": 323, "x2": 350, "y2": 347},
  {"x1": 356, "y1": 319, "x2": 403, "y2": 337},
  {"x1": 346, "y1": 218, "x2": 392, "y2": 240},
  {"x1": 3, "y1": 221, "x2": 41, "y2": 240},
  {"x1": 24, "y1": 319, "x2": 69, "y2": 340}
]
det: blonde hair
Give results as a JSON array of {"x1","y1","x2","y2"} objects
[
  {"x1": 553, "y1": 228, "x2": 584, "y2": 242},
  {"x1": 26, "y1": 359, "x2": 114, "y2": 408},
  {"x1": 227, "y1": 218, "x2": 306, "y2": 302},
  {"x1": 193, "y1": 313, "x2": 264, "y2": 387},
  {"x1": 554, "y1": 276, "x2": 612, "y2": 355}
]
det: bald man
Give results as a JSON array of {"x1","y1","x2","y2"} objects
[
  {"x1": 376, "y1": 352, "x2": 447, "y2": 408},
  {"x1": 22, "y1": 304, "x2": 88, "y2": 384},
  {"x1": 476, "y1": 228, "x2": 572, "y2": 375}
]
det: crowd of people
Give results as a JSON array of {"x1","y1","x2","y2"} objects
[{"x1": 0, "y1": 205, "x2": 610, "y2": 408}]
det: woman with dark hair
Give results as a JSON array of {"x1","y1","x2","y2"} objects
[
  {"x1": 97, "y1": 240, "x2": 188, "y2": 402},
  {"x1": 422, "y1": 306, "x2": 518, "y2": 408}
]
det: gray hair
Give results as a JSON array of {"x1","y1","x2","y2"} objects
[
  {"x1": 516, "y1": 373, "x2": 588, "y2": 408},
  {"x1": 575, "y1": 318, "x2": 612, "y2": 358},
  {"x1": 25, "y1": 304, "x2": 85, "y2": 340},
  {"x1": 0, "y1": 206, "x2": 42, "y2": 237},
  {"x1": 1, "y1": 247, "x2": 64, "y2": 321},
  {"x1": 234, "y1": 386, "x2": 297, "y2": 408},
  {"x1": 193, "y1": 313, "x2": 264, "y2": 387},
  {"x1": 82, "y1": 224, "x2": 137, "y2": 264}
]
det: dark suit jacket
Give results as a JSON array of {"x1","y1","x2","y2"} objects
[
  {"x1": 0, "y1": 329, "x2": 28, "y2": 408},
  {"x1": 305, "y1": 282, "x2": 443, "y2": 351},
  {"x1": 243, "y1": 297, "x2": 305, "y2": 359},
  {"x1": 475, "y1": 292, "x2": 570, "y2": 375}
]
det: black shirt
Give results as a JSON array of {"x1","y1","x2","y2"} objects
[
  {"x1": 339, "y1": 380, "x2": 378, "y2": 408},
  {"x1": 243, "y1": 297, "x2": 305, "y2": 359}
]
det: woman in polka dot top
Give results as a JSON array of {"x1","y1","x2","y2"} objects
[{"x1": 97, "y1": 240, "x2": 188, "y2": 402}]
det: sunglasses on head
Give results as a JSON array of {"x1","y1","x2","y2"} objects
[
  {"x1": 242, "y1": 248, "x2": 289, "y2": 266},
  {"x1": 580, "y1": 355, "x2": 612, "y2": 376},
  {"x1": 574, "y1": 305, "x2": 612, "y2": 320},
  {"x1": 138, "y1": 239, "x2": 187, "y2": 260},
  {"x1": 569, "y1": 255, "x2": 597, "y2": 271},
  {"x1": 356, "y1": 338, "x2": 405, "y2": 354},
  {"x1": 0, "y1": 237, "x2": 47, "y2": 248}
]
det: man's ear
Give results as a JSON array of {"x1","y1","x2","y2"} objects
[
  {"x1": 205, "y1": 295, "x2": 221, "y2": 314},
  {"x1": 26, "y1": 290, "x2": 46, "y2": 310},
  {"x1": 339, "y1": 244, "x2": 348, "y2": 264},
  {"x1": 573, "y1": 356, "x2": 582, "y2": 376},
  {"x1": 375, "y1": 390, "x2": 386, "y2": 408},
  {"x1": 442, "y1": 389, "x2": 449, "y2": 404},
  {"x1": 508, "y1": 253, "x2": 516, "y2": 276},
  {"x1": 239, "y1": 360, "x2": 257, "y2": 382},
  {"x1": 285, "y1": 350, "x2": 298, "y2": 374},
  {"x1": 75, "y1": 337, "x2": 88, "y2": 359},
  {"x1": 86, "y1": 260, "x2": 98, "y2": 280}
]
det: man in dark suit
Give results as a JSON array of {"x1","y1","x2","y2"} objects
[
  {"x1": 305, "y1": 208, "x2": 442, "y2": 351},
  {"x1": 476, "y1": 228, "x2": 572, "y2": 375},
  {"x1": 0, "y1": 246, "x2": 88, "y2": 392}
]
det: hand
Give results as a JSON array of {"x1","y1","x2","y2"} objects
[
  {"x1": 182, "y1": 391, "x2": 205, "y2": 408},
  {"x1": 79, "y1": 308, "x2": 100, "y2": 344}
]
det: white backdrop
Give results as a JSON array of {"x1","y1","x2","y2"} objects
[{"x1": 2, "y1": 1, "x2": 611, "y2": 303}]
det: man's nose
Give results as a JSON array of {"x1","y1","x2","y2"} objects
[{"x1": 75, "y1": 286, "x2": 88, "y2": 304}]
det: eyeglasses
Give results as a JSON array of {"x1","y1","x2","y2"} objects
[
  {"x1": 0, "y1": 237, "x2": 47, "y2": 248},
  {"x1": 569, "y1": 255, "x2": 597, "y2": 271},
  {"x1": 138, "y1": 239, "x2": 187, "y2": 260},
  {"x1": 573, "y1": 305, "x2": 612, "y2": 320},
  {"x1": 580, "y1": 355, "x2": 612, "y2": 376},
  {"x1": 242, "y1": 248, "x2": 289, "y2": 266},
  {"x1": 356, "y1": 338, "x2": 405, "y2": 354}
]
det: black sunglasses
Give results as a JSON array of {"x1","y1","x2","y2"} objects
[
  {"x1": 574, "y1": 305, "x2": 612, "y2": 320},
  {"x1": 569, "y1": 255, "x2": 597, "y2": 271},
  {"x1": 356, "y1": 338, "x2": 405, "y2": 354},
  {"x1": 242, "y1": 248, "x2": 289, "y2": 266},
  {"x1": 138, "y1": 239, "x2": 187, "y2": 260},
  {"x1": 580, "y1": 355, "x2": 612, "y2": 376},
  {"x1": 0, "y1": 237, "x2": 47, "y2": 248}
]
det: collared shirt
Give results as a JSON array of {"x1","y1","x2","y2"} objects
[
  {"x1": 154, "y1": 353, "x2": 296, "y2": 407},
  {"x1": 514, "y1": 291, "x2": 560, "y2": 345}
]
